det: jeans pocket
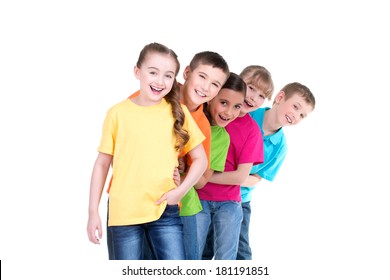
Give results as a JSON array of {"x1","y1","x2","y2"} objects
[{"x1": 163, "y1": 204, "x2": 180, "y2": 217}]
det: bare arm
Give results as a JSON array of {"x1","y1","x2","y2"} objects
[
  {"x1": 157, "y1": 144, "x2": 207, "y2": 205},
  {"x1": 208, "y1": 163, "x2": 253, "y2": 186},
  {"x1": 242, "y1": 173, "x2": 262, "y2": 187},
  {"x1": 194, "y1": 168, "x2": 214, "y2": 189},
  {"x1": 87, "y1": 152, "x2": 112, "y2": 244}
]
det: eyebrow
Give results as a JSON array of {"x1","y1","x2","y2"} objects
[
  {"x1": 147, "y1": 67, "x2": 175, "y2": 75},
  {"x1": 199, "y1": 71, "x2": 222, "y2": 87},
  {"x1": 295, "y1": 102, "x2": 303, "y2": 110}
]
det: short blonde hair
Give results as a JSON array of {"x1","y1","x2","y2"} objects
[{"x1": 240, "y1": 65, "x2": 274, "y2": 100}]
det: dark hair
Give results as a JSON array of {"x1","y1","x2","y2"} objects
[
  {"x1": 136, "y1": 42, "x2": 189, "y2": 151},
  {"x1": 280, "y1": 82, "x2": 316, "y2": 109},
  {"x1": 189, "y1": 51, "x2": 230, "y2": 76},
  {"x1": 203, "y1": 72, "x2": 246, "y2": 123}
]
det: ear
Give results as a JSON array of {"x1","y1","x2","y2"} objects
[
  {"x1": 274, "y1": 90, "x2": 285, "y2": 104},
  {"x1": 134, "y1": 66, "x2": 140, "y2": 80},
  {"x1": 183, "y1": 66, "x2": 191, "y2": 80}
]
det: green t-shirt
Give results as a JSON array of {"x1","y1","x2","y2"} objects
[{"x1": 180, "y1": 126, "x2": 230, "y2": 216}]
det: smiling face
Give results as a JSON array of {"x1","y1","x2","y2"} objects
[
  {"x1": 240, "y1": 82, "x2": 267, "y2": 115},
  {"x1": 207, "y1": 88, "x2": 245, "y2": 127},
  {"x1": 181, "y1": 64, "x2": 228, "y2": 111},
  {"x1": 274, "y1": 91, "x2": 314, "y2": 126},
  {"x1": 133, "y1": 52, "x2": 178, "y2": 106}
]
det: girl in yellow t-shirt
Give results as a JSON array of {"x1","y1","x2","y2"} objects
[{"x1": 87, "y1": 42, "x2": 207, "y2": 260}]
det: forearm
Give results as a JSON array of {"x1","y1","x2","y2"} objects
[
  {"x1": 194, "y1": 168, "x2": 214, "y2": 189},
  {"x1": 208, "y1": 163, "x2": 253, "y2": 186},
  {"x1": 242, "y1": 174, "x2": 262, "y2": 187},
  {"x1": 178, "y1": 146, "x2": 207, "y2": 196},
  {"x1": 88, "y1": 154, "x2": 112, "y2": 214}
]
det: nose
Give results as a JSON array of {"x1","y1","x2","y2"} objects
[
  {"x1": 225, "y1": 106, "x2": 234, "y2": 118},
  {"x1": 155, "y1": 74, "x2": 164, "y2": 85},
  {"x1": 200, "y1": 80, "x2": 210, "y2": 93},
  {"x1": 250, "y1": 95, "x2": 256, "y2": 102}
]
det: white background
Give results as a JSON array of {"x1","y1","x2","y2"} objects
[{"x1": 1, "y1": 0, "x2": 389, "y2": 279}]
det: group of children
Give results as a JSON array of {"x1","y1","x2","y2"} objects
[{"x1": 87, "y1": 42, "x2": 316, "y2": 260}]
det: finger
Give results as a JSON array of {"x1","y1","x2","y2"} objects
[
  {"x1": 98, "y1": 225, "x2": 103, "y2": 240},
  {"x1": 155, "y1": 195, "x2": 166, "y2": 205}
]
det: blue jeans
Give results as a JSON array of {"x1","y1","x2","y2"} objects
[
  {"x1": 237, "y1": 201, "x2": 252, "y2": 260},
  {"x1": 140, "y1": 214, "x2": 200, "y2": 260},
  {"x1": 201, "y1": 224, "x2": 214, "y2": 260},
  {"x1": 181, "y1": 214, "x2": 200, "y2": 259},
  {"x1": 196, "y1": 200, "x2": 243, "y2": 260},
  {"x1": 107, "y1": 205, "x2": 185, "y2": 260}
]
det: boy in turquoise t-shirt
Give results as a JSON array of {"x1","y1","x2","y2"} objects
[{"x1": 238, "y1": 82, "x2": 316, "y2": 260}]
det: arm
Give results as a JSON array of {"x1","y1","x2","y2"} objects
[
  {"x1": 87, "y1": 152, "x2": 112, "y2": 244},
  {"x1": 208, "y1": 163, "x2": 253, "y2": 186},
  {"x1": 242, "y1": 173, "x2": 262, "y2": 187},
  {"x1": 157, "y1": 144, "x2": 207, "y2": 205},
  {"x1": 194, "y1": 168, "x2": 214, "y2": 190}
]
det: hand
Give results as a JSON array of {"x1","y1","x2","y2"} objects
[
  {"x1": 87, "y1": 213, "x2": 102, "y2": 244},
  {"x1": 155, "y1": 187, "x2": 183, "y2": 206}
]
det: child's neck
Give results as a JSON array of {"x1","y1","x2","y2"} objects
[{"x1": 262, "y1": 109, "x2": 281, "y2": 136}]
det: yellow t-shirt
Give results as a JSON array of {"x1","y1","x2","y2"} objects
[{"x1": 99, "y1": 97, "x2": 205, "y2": 226}]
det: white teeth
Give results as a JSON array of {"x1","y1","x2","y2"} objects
[
  {"x1": 245, "y1": 100, "x2": 253, "y2": 107},
  {"x1": 151, "y1": 86, "x2": 163, "y2": 92},
  {"x1": 195, "y1": 90, "x2": 206, "y2": 97},
  {"x1": 219, "y1": 115, "x2": 229, "y2": 121},
  {"x1": 286, "y1": 115, "x2": 292, "y2": 123}
]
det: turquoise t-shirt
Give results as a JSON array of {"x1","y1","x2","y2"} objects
[
  {"x1": 180, "y1": 126, "x2": 230, "y2": 216},
  {"x1": 241, "y1": 107, "x2": 287, "y2": 202}
]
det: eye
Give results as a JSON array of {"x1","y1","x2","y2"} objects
[
  {"x1": 220, "y1": 101, "x2": 227, "y2": 106},
  {"x1": 235, "y1": 104, "x2": 242, "y2": 109},
  {"x1": 212, "y1": 82, "x2": 220, "y2": 89},
  {"x1": 165, "y1": 74, "x2": 173, "y2": 79},
  {"x1": 293, "y1": 104, "x2": 299, "y2": 110},
  {"x1": 259, "y1": 94, "x2": 265, "y2": 99},
  {"x1": 199, "y1": 74, "x2": 206, "y2": 79},
  {"x1": 149, "y1": 71, "x2": 157, "y2": 76}
]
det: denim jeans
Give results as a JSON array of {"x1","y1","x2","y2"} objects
[
  {"x1": 107, "y1": 204, "x2": 185, "y2": 260},
  {"x1": 142, "y1": 233, "x2": 156, "y2": 260},
  {"x1": 237, "y1": 201, "x2": 252, "y2": 260},
  {"x1": 181, "y1": 214, "x2": 200, "y2": 259},
  {"x1": 201, "y1": 224, "x2": 214, "y2": 260},
  {"x1": 196, "y1": 200, "x2": 243, "y2": 260}
]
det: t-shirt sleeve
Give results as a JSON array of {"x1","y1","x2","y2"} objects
[
  {"x1": 98, "y1": 108, "x2": 117, "y2": 155},
  {"x1": 181, "y1": 105, "x2": 206, "y2": 154},
  {"x1": 256, "y1": 145, "x2": 287, "y2": 181},
  {"x1": 210, "y1": 127, "x2": 230, "y2": 172}
]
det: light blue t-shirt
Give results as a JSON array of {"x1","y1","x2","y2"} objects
[{"x1": 241, "y1": 107, "x2": 287, "y2": 202}]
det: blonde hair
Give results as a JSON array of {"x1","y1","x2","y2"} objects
[
  {"x1": 280, "y1": 82, "x2": 316, "y2": 109},
  {"x1": 240, "y1": 65, "x2": 274, "y2": 100}
]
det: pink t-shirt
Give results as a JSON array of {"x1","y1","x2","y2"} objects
[{"x1": 197, "y1": 114, "x2": 264, "y2": 202}]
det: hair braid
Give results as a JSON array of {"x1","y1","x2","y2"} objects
[{"x1": 165, "y1": 80, "x2": 189, "y2": 151}]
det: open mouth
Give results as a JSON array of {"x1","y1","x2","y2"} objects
[
  {"x1": 286, "y1": 114, "x2": 293, "y2": 124},
  {"x1": 244, "y1": 99, "x2": 254, "y2": 107},
  {"x1": 151, "y1": 86, "x2": 163, "y2": 94},
  {"x1": 195, "y1": 89, "x2": 206, "y2": 98},
  {"x1": 219, "y1": 114, "x2": 230, "y2": 121}
]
